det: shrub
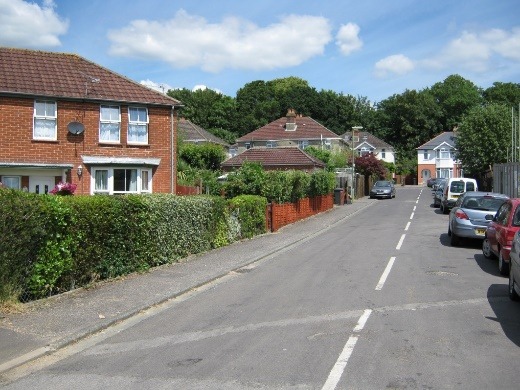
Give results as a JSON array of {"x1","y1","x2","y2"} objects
[
  {"x1": 309, "y1": 170, "x2": 336, "y2": 196},
  {"x1": 228, "y1": 195, "x2": 267, "y2": 238}
]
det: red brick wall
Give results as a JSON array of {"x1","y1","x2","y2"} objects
[
  {"x1": 0, "y1": 97, "x2": 175, "y2": 194},
  {"x1": 268, "y1": 194, "x2": 334, "y2": 232}
]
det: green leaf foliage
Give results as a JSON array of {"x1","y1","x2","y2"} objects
[{"x1": 455, "y1": 103, "x2": 512, "y2": 178}]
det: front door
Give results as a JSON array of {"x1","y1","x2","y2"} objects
[{"x1": 29, "y1": 177, "x2": 55, "y2": 194}]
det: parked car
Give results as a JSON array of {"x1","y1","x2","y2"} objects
[
  {"x1": 369, "y1": 180, "x2": 396, "y2": 199},
  {"x1": 482, "y1": 198, "x2": 520, "y2": 275},
  {"x1": 508, "y1": 231, "x2": 520, "y2": 300},
  {"x1": 433, "y1": 182, "x2": 447, "y2": 208},
  {"x1": 440, "y1": 178, "x2": 478, "y2": 214},
  {"x1": 448, "y1": 191, "x2": 509, "y2": 246},
  {"x1": 432, "y1": 178, "x2": 447, "y2": 191},
  {"x1": 427, "y1": 177, "x2": 439, "y2": 188}
]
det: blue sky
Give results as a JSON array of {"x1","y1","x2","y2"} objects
[{"x1": 1, "y1": 0, "x2": 519, "y2": 103}]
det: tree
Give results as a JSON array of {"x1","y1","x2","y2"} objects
[
  {"x1": 455, "y1": 103, "x2": 511, "y2": 179},
  {"x1": 430, "y1": 74, "x2": 483, "y2": 131},
  {"x1": 355, "y1": 154, "x2": 387, "y2": 179},
  {"x1": 374, "y1": 89, "x2": 443, "y2": 163},
  {"x1": 178, "y1": 143, "x2": 226, "y2": 171},
  {"x1": 483, "y1": 82, "x2": 520, "y2": 107}
]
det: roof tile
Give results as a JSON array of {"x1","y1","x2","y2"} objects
[{"x1": 0, "y1": 47, "x2": 181, "y2": 107}]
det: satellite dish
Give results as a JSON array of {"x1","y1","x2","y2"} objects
[{"x1": 67, "y1": 121, "x2": 85, "y2": 135}]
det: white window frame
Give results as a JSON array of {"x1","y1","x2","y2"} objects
[
  {"x1": 33, "y1": 100, "x2": 57, "y2": 140},
  {"x1": 91, "y1": 167, "x2": 152, "y2": 195},
  {"x1": 99, "y1": 105, "x2": 121, "y2": 143},
  {"x1": 423, "y1": 150, "x2": 428, "y2": 159},
  {"x1": 2, "y1": 176, "x2": 21, "y2": 189},
  {"x1": 266, "y1": 140, "x2": 277, "y2": 148},
  {"x1": 437, "y1": 148, "x2": 451, "y2": 159},
  {"x1": 128, "y1": 107, "x2": 149, "y2": 144}
]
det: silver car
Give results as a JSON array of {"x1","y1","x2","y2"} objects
[
  {"x1": 509, "y1": 231, "x2": 520, "y2": 300},
  {"x1": 369, "y1": 180, "x2": 396, "y2": 199},
  {"x1": 448, "y1": 191, "x2": 509, "y2": 246}
]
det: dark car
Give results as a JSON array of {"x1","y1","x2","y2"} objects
[
  {"x1": 433, "y1": 181, "x2": 447, "y2": 208},
  {"x1": 483, "y1": 198, "x2": 520, "y2": 275},
  {"x1": 427, "y1": 177, "x2": 439, "y2": 187},
  {"x1": 369, "y1": 180, "x2": 396, "y2": 199},
  {"x1": 448, "y1": 191, "x2": 508, "y2": 246}
]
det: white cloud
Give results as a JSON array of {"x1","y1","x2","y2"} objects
[
  {"x1": 335, "y1": 23, "x2": 362, "y2": 55},
  {"x1": 140, "y1": 79, "x2": 173, "y2": 94},
  {"x1": 108, "y1": 9, "x2": 332, "y2": 72},
  {"x1": 423, "y1": 28, "x2": 520, "y2": 72},
  {"x1": 0, "y1": 0, "x2": 68, "y2": 47},
  {"x1": 374, "y1": 54, "x2": 415, "y2": 78}
]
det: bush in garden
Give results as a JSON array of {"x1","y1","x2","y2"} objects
[
  {"x1": 228, "y1": 195, "x2": 267, "y2": 238},
  {"x1": 309, "y1": 170, "x2": 336, "y2": 197}
]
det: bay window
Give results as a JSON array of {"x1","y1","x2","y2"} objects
[{"x1": 92, "y1": 167, "x2": 152, "y2": 194}]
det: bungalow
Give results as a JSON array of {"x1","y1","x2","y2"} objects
[
  {"x1": 0, "y1": 47, "x2": 182, "y2": 195},
  {"x1": 235, "y1": 109, "x2": 342, "y2": 153}
]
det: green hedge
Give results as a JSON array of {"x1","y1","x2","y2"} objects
[{"x1": 0, "y1": 190, "x2": 267, "y2": 303}]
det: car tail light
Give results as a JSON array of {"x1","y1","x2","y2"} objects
[
  {"x1": 455, "y1": 209, "x2": 469, "y2": 220},
  {"x1": 506, "y1": 229, "x2": 517, "y2": 246}
]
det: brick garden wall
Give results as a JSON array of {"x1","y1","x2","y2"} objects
[{"x1": 267, "y1": 194, "x2": 334, "y2": 232}]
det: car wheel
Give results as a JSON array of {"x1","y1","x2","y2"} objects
[
  {"x1": 499, "y1": 251, "x2": 510, "y2": 276},
  {"x1": 509, "y1": 270, "x2": 519, "y2": 301},
  {"x1": 482, "y1": 238, "x2": 495, "y2": 259},
  {"x1": 442, "y1": 205, "x2": 449, "y2": 215},
  {"x1": 449, "y1": 229, "x2": 460, "y2": 246}
]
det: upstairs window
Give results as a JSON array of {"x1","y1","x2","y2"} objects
[
  {"x1": 423, "y1": 150, "x2": 428, "y2": 159},
  {"x1": 381, "y1": 148, "x2": 386, "y2": 158},
  {"x1": 298, "y1": 140, "x2": 309, "y2": 149},
  {"x1": 128, "y1": 107, "x2": 148, "y2": 144},
  {"x1": 437, "y1": 148, "x2": 450, "y2": 159},
  {"x1": 34, "y1": 100, "x2": 57, "y2": 140},
  {"x1": 266, "y1": 140, "x2": 277, "y2": 148},
  {"x1": 100, "y1": 105, "x2": 121, "y2": 143}
]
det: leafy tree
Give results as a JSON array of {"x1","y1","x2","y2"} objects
[
  {"x1": 178, "y1": 143, "x2": 226, "y2": 170},
  {"x1": 235, "y1": 80, "x2": 280, "y2": 135},
  {"x1": 374, "y1": 89, "x2": 443, "y2": 162},
  {"x1": 455, "y1": 103, "x2": 512, "y2": 178},
  {"x1": 483, "y1": 82, "x2": 520, "y2": 107},
  {"x1": 430, "y1": 74, "x2": 483, "y2": 131},
  {"x1": 355, "y1": 153, "x2": 387, "y2": 179},
  {"x1": 223, "y1": 162, "x2": 267, "y2": 198},
  {"x1": 168, "y1": 88, "x2": 239, "y2": 134}
]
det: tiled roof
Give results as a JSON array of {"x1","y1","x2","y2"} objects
[
  {"x1": 221, "y1": 147, "x2": 326, "y2": 169},
  {"x1": 417, "y1": 132, "x2": 456, "y2": 149},
  {"x1": 178, "y1": 118, "x2": 230, "y2": 147},
  {"x1": 236, "y1": 114, "x2": 340, "y2": 142},
  {"x1": 0, "y1": 47, "x2": 181, "y2": 107},
  {"x1": 349, "y1": 131, "x2": 393, "y2": 149}
]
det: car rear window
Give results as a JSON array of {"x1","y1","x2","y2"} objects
[
  {"x1": 450, "y1": 181, "x2": 465, "y2": 193},
  {"x1": 463, "y1": 196, "x2": 506, "y2": 211}
]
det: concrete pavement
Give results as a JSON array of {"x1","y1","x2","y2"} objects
[{"x1": 0, "y1": 196, "x2": 377, "y2": 375}]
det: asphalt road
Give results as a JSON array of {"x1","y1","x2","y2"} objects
[{"x1": 2, "y1": 187, "x2": 519, "y2": 389}]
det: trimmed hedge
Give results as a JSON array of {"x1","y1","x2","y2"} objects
[{"x1": 0, "y1": 190, "x2": 267, "y2": 303}]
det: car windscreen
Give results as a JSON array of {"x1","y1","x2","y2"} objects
[{"x1": 375, "y1": 182, "x2": 390, "y2": 187}]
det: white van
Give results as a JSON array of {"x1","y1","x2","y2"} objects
[{"x1": 441, "y1": 178, "x2": 478, "y2": 214}]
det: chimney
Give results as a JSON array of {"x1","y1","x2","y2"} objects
[{"x1": 285, "y1": 109, "x2": 297, "y2": 131}]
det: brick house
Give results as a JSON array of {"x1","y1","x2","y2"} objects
[
  {"x1": 0, "y1": 47, "x2": 182, "y2": 195},
  {"x1": 235, "y1": 109, "x2": 342, "y2": 154},
  {"x1": 416, "y1": 131, "x2": 463, "y2": 185}
]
